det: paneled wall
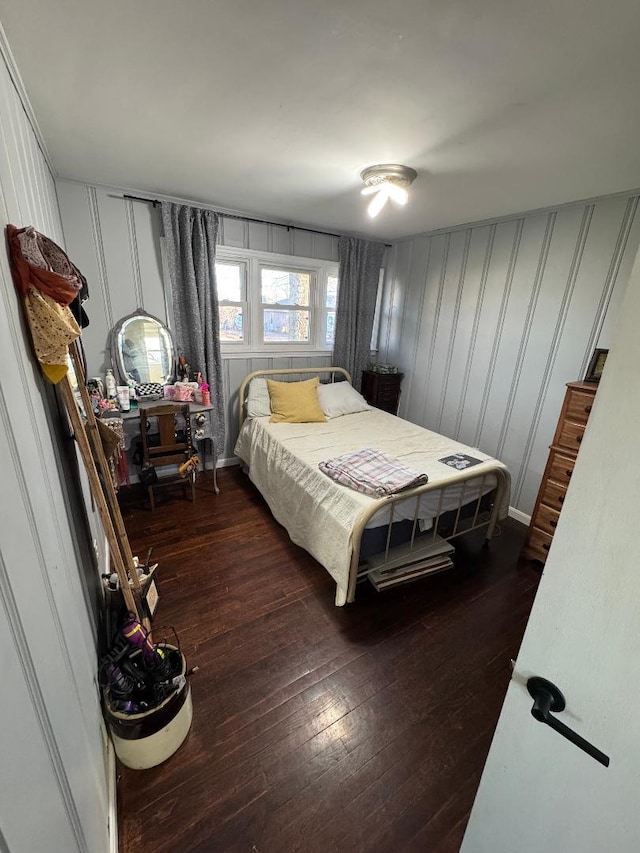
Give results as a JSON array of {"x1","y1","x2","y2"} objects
[
  {"x1": 378, "y1": 193, "x2": 640, "y2": 516},
  {"x1": 0, "y1": 43, "x2": 109, "y2": 853},
  {"x1": 57, "y1": 178, "x2": 339, "y2": 459}
]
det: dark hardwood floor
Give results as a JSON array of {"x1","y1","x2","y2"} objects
[{"x1": 116, "y1": 467, "x2": 540, "y2": 853}]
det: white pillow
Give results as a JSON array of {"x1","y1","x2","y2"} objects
[
  {"x1": 317, "y1": 382, "x2": 371, "y2": 418},
  {"x1": 246, "y1": 377, "x2": 271, "y2": 417}
]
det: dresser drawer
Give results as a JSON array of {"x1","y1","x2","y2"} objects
[
  {"x1": 534, "y1": 503, "x2": 561, "y2": 537},
  {"x1": 523, "y1": 382, "x2": 596, "y2": 566},
  {"x1": 525, "y1": 527, "x2": 554, "y2": 563},
  {"x1": 376, "y1": 388, "x2": 400, "y2": 403},
  {"x1": 555, "y1": 420, "x2": 586, "y2": 453},
  {"x1": 547, "y1": 450, "x2": 576, "y2": 486},
  {"x1": 540, "y1": 479, "x2": 567, "y2": 513},
  {"x1": 564, "y1": 388, "x2": 595, "y2": 426}
]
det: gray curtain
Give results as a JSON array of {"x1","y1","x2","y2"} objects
[
  {"x1": 161, "y1": 203, "x2": 225, "y2": 452},
  {"x1": 333, "y1": 236, "x2": 386, "y2": 391}
]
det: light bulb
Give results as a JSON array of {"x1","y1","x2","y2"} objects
[
  {"x1": 367, "y1": 187, "x2": 390, "y2": 218},
  {"x1": 361, "y1": 184, "x2": 381, "y2": 196},
  {"x1": 386, "y1": 183, "x2": 408, "y2": 205}
]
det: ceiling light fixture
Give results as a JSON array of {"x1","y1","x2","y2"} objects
[{"x1": 360, "y1": 164, "x2": 417, "y2": 219}]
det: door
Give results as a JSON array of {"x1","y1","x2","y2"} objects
[{"x1": 462, "y1": 249, "x2": 640, "y2": 852}]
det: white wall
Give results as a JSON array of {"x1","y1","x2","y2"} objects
[
  {"x1": 57, "y1": 180, "x2": 640, "y2": 492},
  {"x1": 56, "y1": 178, "x2": 339, "y2": 459},
  {"x1": 0, "y1": 38, "x2": 109, "y2": 853},
  {"x1": 378, "y1": 193, "x2": 640, "y2": 516}
]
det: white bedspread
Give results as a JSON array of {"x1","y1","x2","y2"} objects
[{"x1": 234, "y1": 409, "x2": 510, "y2": 605}]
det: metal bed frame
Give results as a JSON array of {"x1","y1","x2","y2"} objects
[{"x1": 238, "y1": 367, "x2": 509, "y2": 603}]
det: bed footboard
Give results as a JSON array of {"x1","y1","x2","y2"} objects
[{"x1": 346, "y1": 465, "x2": 510, "y2": 603}]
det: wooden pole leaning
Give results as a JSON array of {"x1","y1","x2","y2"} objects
[
  {"x1": 58, "y1": 374, "x2": 143, "y2": 623},
  {"x1": 68, "y1": 343, "x2": 145, "y2": 600}
]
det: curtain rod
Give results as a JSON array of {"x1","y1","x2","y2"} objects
[{"x1": 122, "y1": 194, "x2": 391, "y2": 247}]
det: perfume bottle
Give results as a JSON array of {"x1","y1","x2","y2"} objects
[{"x1": 105, "y1": 368, "x2": 117, "y2": 399}]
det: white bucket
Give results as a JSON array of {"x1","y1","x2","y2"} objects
[{"x1": 104, "y1": 647, "x2": 193, "y2": 770}]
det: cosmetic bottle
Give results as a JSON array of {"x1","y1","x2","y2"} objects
[{"x1": 105, "y1": 368, "x2": 117, "y2": 399}]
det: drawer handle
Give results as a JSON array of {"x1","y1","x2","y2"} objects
[
  {"x1": 565, "y1": 469, "x2": 572, "y2": 478},
  {"x1": 558, "y1": 495, "x2": 565, "y2": 504},
  {"x1": 542, "y1": 543, "x2": 550, "y2": 551},
  {"x1": 585, "y1": 405, "x2": 592, "y2": 413},
  {"x1": 550, "y1": 520, "x2": 557, "y2": 528},
  {"x1": 576, "y1": 435, "x2": 583, "y2": 444}
]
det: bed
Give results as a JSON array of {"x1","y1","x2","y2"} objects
[{"x1": 234, "y1": 367, "x2": 510, "y2": 605}]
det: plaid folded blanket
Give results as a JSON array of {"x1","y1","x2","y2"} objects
[{"x1": 318, "y1": 447, "x2": 428, "y2": 497}]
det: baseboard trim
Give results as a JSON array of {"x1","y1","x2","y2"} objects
[
  {"x1": 218, "y1": 456, "x2": 241, "y2": 468},
  {"x1": 508, "y1": 506, "x2": 531, "y2": 526},
  {"x1": 127, "y1": 456, "x2": 241, "y2": 484},
  {"x1": 107, "y1": 738, "x2": 118, "y2": 853}
]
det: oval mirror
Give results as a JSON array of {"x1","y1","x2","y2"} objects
[{"x1": 111, "y1": 310, "x2": 176, "y2": 387}]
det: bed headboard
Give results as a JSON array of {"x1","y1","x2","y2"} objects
[{"x1": 238, "y1": 366, "x2": 352, "y2": 431}]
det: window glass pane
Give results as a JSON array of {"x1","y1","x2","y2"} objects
[
  {"x1": 263, "y1": 309, "x2": 309, "y2": 343},
  {"x1": 327, "y1": 274, "x2": 338, "y2": 308},
  {"x1": 261, "y1": 269, "x2": 310, "y2": 306},
  {"x1": 325, "y1": 311, "x2": 336, "y2": 346},
  {"x1": 216, "y1": 262, "x2": 243, "y2": 301},
  {"x1": 219, "y1": 306, "x2": 243, "y2": 342}
]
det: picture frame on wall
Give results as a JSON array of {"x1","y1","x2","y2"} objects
[{"x1": 584, "y1": 348, "x2": 609, "y2": 383}]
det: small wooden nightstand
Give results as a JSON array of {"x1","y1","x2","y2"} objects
[{"x1": 361, "y1": 370, "x2": 404, "y2": 415}]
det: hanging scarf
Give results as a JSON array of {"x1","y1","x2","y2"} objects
[{"x1": 7, "y1": 224, "x2": 84, "y2": 383}]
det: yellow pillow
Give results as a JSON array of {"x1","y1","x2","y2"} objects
[{"x1": 267, "y1": 377, "x2": 327, "y2": 423}]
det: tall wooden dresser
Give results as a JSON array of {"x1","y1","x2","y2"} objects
[{"x1": 522, "y1": 381, "x2": 597, "y2": 564}]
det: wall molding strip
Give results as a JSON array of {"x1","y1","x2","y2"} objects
[
  {"x1": 513, "y1": 204, "x2": 594, "y2": 503},
  {"x1": 397, "y1": 186, "x2": 640, "y2": 243},
  {"x1": 0, "y1": 551, "x2": 86, "y2": 852},
  {"x1": 473, "y1": 218, "x2": 523, "y2": 448},
  {"x1": 420, "y1": 232, "x2": 450, "y2": 426},
  {"x1": 125, "y1": 197, "x2": 144, "y2": 309},
  {"x1": 58, "y1": 175, "x2": 376, "y2": 244},
  {"x1": 436, "y1": 228, "x2": 472, "y2": 433},
  {"x1": 496, "y1": 211, "x2": 556, "y2": 460},
  {"x1": 87, "y1": 185, "x2": 114, "y2": 329},
  {"x1": 580, "y1": 195, "x2": 639, "y2": 377},
  {"x1": 405, "y1": 239, "x2": 430, "y2": 406},
  {"x1": 454, "y1": 224, "x2": 496, "y2": 439},
  {"x1": 0, "y1": 377, "x2": 88, "y2": 715},
  {"x1": 0, "y1": 20, "x2": 56, "y2": 177}
]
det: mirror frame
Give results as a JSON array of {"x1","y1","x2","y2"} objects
[{"x1": 111, "y1": 309, "x2": 176, "y2": 387}]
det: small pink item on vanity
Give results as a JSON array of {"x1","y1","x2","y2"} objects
[
  {"x1": 201, "y1": 382, "x2": 211, "y2": 407},
  {"x1": 173, "y1": 382, "x2": 194, "y2": 402},
  {"x1": 163, "y1": 385, "x2": 175, "y2": 399}
]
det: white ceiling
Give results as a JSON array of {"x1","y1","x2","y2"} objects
[{"x1": 2, "y1": 0, "x2": 640, "y2": 240}]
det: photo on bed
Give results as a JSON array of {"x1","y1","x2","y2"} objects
[{"x1": 439, "y1": 453, "x2": 483, "y2": 470}]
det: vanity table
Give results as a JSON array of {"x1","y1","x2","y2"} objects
[
  {"x1": 120, "y1": 401, "x2": 219, "y2": 493},
  {"x1": 108, "y1": 309, "x2": 220, "y2": 494}
]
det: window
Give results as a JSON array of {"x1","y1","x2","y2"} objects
[
  {"x1": 214, "y1": 247, "x2": 339, "y2": 353},
  {"x1": 216, "y1": 260, "x2": 247, "y2": 343},
  {"x1": 261, "y1": 267, "x2": 311, "y2": 344}
]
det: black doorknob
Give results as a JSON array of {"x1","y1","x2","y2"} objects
[{"x1": 526, "y1": 677, "x2": 610, "y2": 767}]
